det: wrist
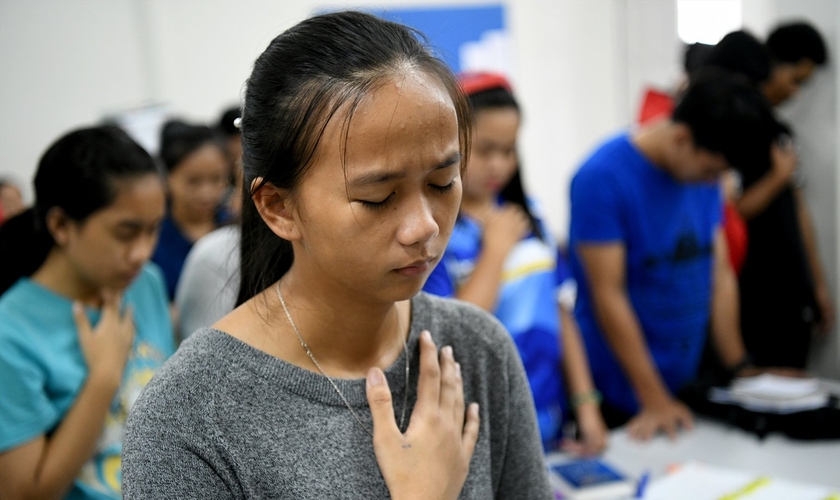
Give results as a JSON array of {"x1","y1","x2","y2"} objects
[
  {"x1": 726, "y1": 354, "x2": 755, "y2": 381},
  {"x1": 87, "y1": 367, "x2": 123, "y2": 392},
  {"x1": 638, "y1": 387, "x2": 673, "y2": 409},
  {"x1": 570, "y1": 389, "x2": 602, "y2": 412}
]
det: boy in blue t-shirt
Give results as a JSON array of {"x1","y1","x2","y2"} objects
[{"x1": 569, "y1": 71, "x2": 780, "y2": 440}]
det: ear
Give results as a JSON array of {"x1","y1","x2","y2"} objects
[
  {"x1": 45, "y1": 206, "x2": 73, "y2": 247},
  {"x1": 251, "y1": 178, "x2": 301, "y2": 241},
  {"x1": 672, "y1": 122, "x2": 694, "y2": 149}
]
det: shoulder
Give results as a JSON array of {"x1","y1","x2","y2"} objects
[
  {"x1": 182, "y1": 226, "x2": 241, "y2": 276},
  {"x1": 0, "y1": 279, "x2": 29, "y2": 318},
  {"x1": 0, "y1": 282, "x2": 34, "y2": 346},
  {"x1": 192, "y1": 225, "x2": 240, "y2": 256},
  {"x1": 134, "y1": 262, "x2": 167, "y2": 290},
  {"x1": 129, "y1": 328, "x2": 224, "y2": 423},
  {"x1": 125, "y1": 263, "x2": 169, "y2": 314},
  {"x1": 0, "y1": 280, "x2": 58, "y2": 336},
  {"x1": 572, "y1": 133, "x2": 636, "y2": 193}
]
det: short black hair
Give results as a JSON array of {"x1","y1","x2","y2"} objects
[
  {"x1": 767, "y1": 21, "x2": 828, "y2": 65},
  {"x1": 673, "y1": 68, "x2": 781, "y2": 170},
  {"x1": 683, "y1": 42, "x2": 714, "y2": 75},
  {"x1": 702, "y1": 30, "x2": 771, "y2": 85}
]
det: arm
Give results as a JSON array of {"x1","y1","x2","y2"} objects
[
  {"x1": 123, "y1": 405, "x2": 235, "y2": 500},
  {"x1": 577, "y1": 243, "x2": 692, "y2": 440},
  {"x1": 736, "y1": 141, "x2": 797, "y2": 221},
  {"x1": 0, "y1": 294, "x2": 133, "y2": 500},
  {"x1": 709, "y1": 229, "x2": 749, "y2": 369},
  {"x1": 794, "y1": 188, "x2": 834, "y2": 333},
  {"x1": 559, "y1": 306, "x2": 608, "y2": 455},
  {"x1": 0, "y1": 375, "x2": 121, "y2": 500},
  {"x1": 455, "y1": 205, "x2": 529, "y2": 311},
  {"x1": 495, "y1": 326, "x2": 555, "y2": 498}
]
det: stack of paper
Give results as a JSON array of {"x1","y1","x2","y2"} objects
[
  {"x1": 642, "y1": 461, "x2": 838, "y2": 500},
  {"x1": 709, "y1": 374, "x2": 828, "y2": 414}
]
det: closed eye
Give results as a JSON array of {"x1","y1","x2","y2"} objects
[
  {"x1": 357, "y1": 193, "x2": 394, "y2": 211},
  {"x1": 429, "y1": 181, "x2": 456, "y2": 194}
]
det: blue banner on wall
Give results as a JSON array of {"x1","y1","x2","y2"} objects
[{"x1": 319, "y1": 4, "x2": 511, "y2": 77}]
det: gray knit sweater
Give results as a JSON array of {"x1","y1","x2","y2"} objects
[{"x1": 123, "y1": 292, "x2": 552, "y2": 499}]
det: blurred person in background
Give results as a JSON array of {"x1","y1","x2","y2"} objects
[
  {"x1": 569, "y1": 71, "x2": 781, "y2": 440},
  {"x1": 0, "y1": 126, "x2": 174, "y2": 500},
  {"x1": 736, "y1": 21, "x2": 833, "y2": 368},
  {"x1": 423, "y1": 72, "x2": 608, "y2": 455},
  {"x1": 174, "y1": 109, "x2": 244, "y2": 340},
  {"x1": 152, "y1": 120, "x2": 230, "y2": 302}
]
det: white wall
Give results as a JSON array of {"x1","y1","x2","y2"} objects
[
  {"x1": 0, "y1": 0, "x2": 149, "y2": 201},
  {"x1": 0, "y1": 0, "x2": 632, "y2": 239},
  {"x1": 1, "y1": 0, "x2": 837, "y2": 377}
]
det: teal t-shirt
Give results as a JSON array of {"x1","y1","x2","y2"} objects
[{"x1": 0, "y1": 263, "x2": 174, "y2": 500}]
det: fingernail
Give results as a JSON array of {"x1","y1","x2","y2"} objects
[
  {"x1": 443, "y1": 345, "x2": 453, "y2": 358},
  {"x1": 455, "y1": 362, "x2": 461, "y2": 378},
  {"x1": 72, "y1": 302, "x2": 82, "y2": 314},
  {"x1": 422, "y1": 330, "x2": 431, "y2": 342},
  {"x1": 367, "y1": 368, "x2": 384, "y2": 387}
]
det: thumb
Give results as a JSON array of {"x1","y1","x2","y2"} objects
[{"x1": 366, "y1": 367, "x2": 400, "y2": 436}]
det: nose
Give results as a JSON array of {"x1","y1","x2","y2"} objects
[
  {"x1": 198, "y1": 181, "x2": 221, "y2": 204},
  {"x1": 396, "y1": 195, "x2": 439, "y2": 249},
  {"x1": 487, "y1": 151, "x2": 511, "y2": 177},
  {"x1": 128, "y1": 232, "x2": 158, "y2": 267}
]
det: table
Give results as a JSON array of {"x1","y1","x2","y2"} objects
[
  {"x1": 569, "y1": 379, "x2": 840, "y2": 489},
  {"x1": 601, "y1": 417, "x2": 840, "y2": 489}
]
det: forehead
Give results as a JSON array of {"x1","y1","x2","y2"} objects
[
  {"x1": 89, "y1": 174, "x2": 165, "y2": 222},
  {"x1": 348, "y1": 70, "x2": 455, "y2": 140},
  {"x1": 308, "y1": 69, "x2": 459, "y2": 179},
  {"x1": 172, "y1": 144, "x2": 227, "y2": 174},
  {"x1": 473, "y1": 108, "x2": 520, "y2": 133}
]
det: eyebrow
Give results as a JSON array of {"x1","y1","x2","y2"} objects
[
  {"x1": 115, "y1": 218, "x2": 161, "y2": 231},
  {"x1": 348, "y1": 152, "x2": 462, "y2": 188},
  {"x1": 116, "y1": 221, "x2": 144, "y2": 230}
]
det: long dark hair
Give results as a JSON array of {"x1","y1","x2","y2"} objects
[
  {"x1": 236, "y1": 11, "x2": 472, "y2": 306},
  {"x1": 465, "y1": 83, "x2": 544, "y2": 241},
  {"x1": 0, "y1": 126, "x2": 159, "y2": 295}
]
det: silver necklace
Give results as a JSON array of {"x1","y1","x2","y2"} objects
[{"x1": 275, "y1": 283, "x2": 409, "y2": 437}]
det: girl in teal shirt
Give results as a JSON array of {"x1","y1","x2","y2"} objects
[{"x1": 0, "y1": 126, "x2": 174, "y2": 499}]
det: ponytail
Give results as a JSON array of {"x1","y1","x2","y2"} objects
[{"x1": 0, "y1": 208, "x2": 54, "y2": 295}]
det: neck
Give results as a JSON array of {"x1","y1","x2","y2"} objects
[
  {"x1": 631, "y1": 120, "x2": 673, "y2": 173},
  {"x1": 272, "y1": 269, "x2": 409, "y2": 378},
  {"x1": 170, "y1": 201, "x2": 214, "y2": 229},
  {"x1": 31, "y1": 249, "x2": 103, "y2": 305}
]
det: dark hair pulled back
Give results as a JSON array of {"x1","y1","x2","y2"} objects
[
  {"x1": 236, "y1": 11, "x2": 471, "y2": 306},
  {"x1": 0, "y1": 125, "x2": 159, "y2": 294},
  {"x1": 159, "y1": 120, "x2": 224, "y2": 173}
]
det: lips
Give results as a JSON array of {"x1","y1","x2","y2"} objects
[{"x1": 395, "y1": 258, "x2": 434, "y2": 277}]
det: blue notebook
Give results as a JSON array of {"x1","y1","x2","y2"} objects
[{"x1": 548, "y1": 457, "x2": 635, "y2": 500}]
